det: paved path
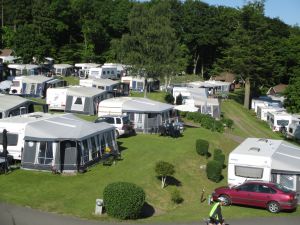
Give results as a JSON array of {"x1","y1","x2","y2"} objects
[{"x1": 1, "y1": 202, "x2": 299, "y2": 225}]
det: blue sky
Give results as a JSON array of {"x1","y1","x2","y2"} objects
[{"x1": 202, "y1": 0, "x2": 300, "y2": 26}]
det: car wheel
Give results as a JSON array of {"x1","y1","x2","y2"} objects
[
  {"x1": 220, "y1": 195, "x2": 231, "y2": 206},
  {"x1": 115, "y1": 130, "x2": 120, "y2": 138},
  {"x1": 267, "y1": 201, "x2": 280, "y2": 213}
]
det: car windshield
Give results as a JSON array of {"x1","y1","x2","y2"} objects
[
  {"x1": 122, "y1": 116, "x2": 130, "y2": 124},
  {"x1": 274, "y1": 183, "x2": 291, "y2": 193}
]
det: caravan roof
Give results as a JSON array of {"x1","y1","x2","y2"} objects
[
  {"x1": 67, "y1": 86, "x2": 106, "y2": 97},
  {"x1": 230, "y1": 138, "x2": 300, "y2": 174},
  {"x1": 22, "y1": 75, "x2": 54, "y2": 83},
  {"x1": 0, "y1": 94, "x2": 30, "y2": 112},
  {"x1": 99, "y1": 97, "x2": 174, "y2": 113},
  {"x1": 24, "y1": 113, "x2": 113, "y2": 141}
]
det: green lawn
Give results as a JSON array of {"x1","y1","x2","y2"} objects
[{"x1": 0, "y1": 92, "x2": 298, "y2": 223}]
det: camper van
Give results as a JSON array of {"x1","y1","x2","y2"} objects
[
  {"x1": 88, "y1": 65, "x2": 118, "y2": 80},
  {"x1": 267, "y1": 111, "x2": 293, "y2": 132},
  {"x1": 74, "y1": 63, "x2": 101, "y2": 79},
  {"x1": 0, "y1": 113, "x2": 58, "y2": 160},
  {"x1": 228, "y1": 138, "x2": 300, "y2": 195},
  {"x1": 121, "y1": 76, "x2": 159, "y2": 92}
]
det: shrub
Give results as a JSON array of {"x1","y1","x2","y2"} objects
[
  {"x1": 171, "y1": 189, "x2": 184, "y2": 204},
  {"x1": 179, "y1": 111, "x2": 187, "y2": 118},
  {"x1": 221, "y1": 118, "x2": 234, "y2": 129},
  {"x1": 206, "y1": 160, "x2": 223, "y2": 182},
  {"x1": 195, "y1": 139, "x2": 209, "y2": 156},
  {"x1": 164, "y1": 93, "x2": 175, "y2": 104},
  {"x1": 213, "y1": 149, "x2": 225, "y2": 167},
  {"x1": 103, "y1": 182, "x2": 145, "y2": 219},
  {"x1": 155, "y1": 161, "x2": 175, "y2": 188},
  {"x1": 176, "y1": 93, "x2": 183, "y2": 105}
]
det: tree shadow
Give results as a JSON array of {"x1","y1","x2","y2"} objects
[
  {"x1": 140, "y1": 202, "x2": 155, "y2": 218},
  {"x1": 156, "y1": 176, "x2": 182, "y2": 187},
  {"x1": 229, "y1": 90, "x2": 244, "y2": 104}
]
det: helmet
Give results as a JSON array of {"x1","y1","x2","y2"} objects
[{"x1": 217, "y1": 196, "x2": 226, "y2": 202}]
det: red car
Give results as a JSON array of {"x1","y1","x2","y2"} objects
[{"x1": 212, "y1": 180, "x2": 298, "y2": 213}]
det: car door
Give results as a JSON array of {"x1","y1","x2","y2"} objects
[
  {"x1": 252, "y1": 184, "x2": 276, "y2": 208},
  {"x1": 232, "y1": 183, "x2": 257, "y2": 205}
]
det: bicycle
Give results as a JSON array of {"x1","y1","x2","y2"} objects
[{"x1": 203, "y1": 218, "x2": 229, "y2": 225}]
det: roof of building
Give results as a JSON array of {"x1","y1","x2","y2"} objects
[{"x1": 0, "y1": 49, "x2": 13, "y2": 56}]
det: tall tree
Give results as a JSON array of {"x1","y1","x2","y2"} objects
[{"x1": 119, "y1": 1, "x2": 186, "y2": 96}]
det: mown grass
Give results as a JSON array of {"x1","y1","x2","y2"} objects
[{"x1": 1, "y1": 90, "x2": 299, "y2": 223}]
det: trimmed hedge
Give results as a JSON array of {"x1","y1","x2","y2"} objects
[
  {"x1": 213, "y1": 149, "x2": 225, "y2": 167},
  {"x1": 176, "y1": 93, "x2": 183, "y2": 105},
  {"x1": 206, "y1": 160, "x2": 223, "y2": 183},
  {"x1": 103, "y1": 182, "x2": 145, "y2": 219},
  {"x1": 185, "y1": 112, "x2": 224, "y2": 132},
  {"x1": 164, "y1": 93, "x2": 175, "y2": 104},
  {"x1": 196, "y1": 139, "x2": 209, "y2": 156}
]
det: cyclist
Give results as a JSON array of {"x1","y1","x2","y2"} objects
[{"x1": 208, "y1": 196, "x2": 226, "y2": 225}]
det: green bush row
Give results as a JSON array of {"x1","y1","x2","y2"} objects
[{"x1": 183, "y1": 112, "x2": 224, "y2": 132}]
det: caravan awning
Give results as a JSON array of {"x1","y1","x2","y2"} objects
[
  {"x1": 271, "y1": 141, "x2": 300, "y2": 174},
  {"x1": 123, "y1": 98, "x2": 173, "y2": 113},
  {"x1": 24, "y1": 114, "x2": 114, "y2": 141}
]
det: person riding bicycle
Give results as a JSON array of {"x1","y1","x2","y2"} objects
[{"x1": 208, "y1": 196, "x2": 226, "y2": 225}]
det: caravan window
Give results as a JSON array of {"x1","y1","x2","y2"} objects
[
  {"x1": 38, "y1": 141, "x2": 53, "y2": 165},
  {"x1": 277, "y1": 120, "x2": 289, "y2": 126},
  {"x1": 82, "y1": 140, "x2": 89, "y2": 163},
  {"x1": 91, "y1": 137, "x2": 98, "y2": 159},
  {"x1": 74, "y1": 97, "x2": 83, "y2": 105},
  {"x1": 235, "y1": 166, "x2": 263, "y2": 179},
  {"x1": 0, "y1": 133, "x2": 18, "y2": 146}
]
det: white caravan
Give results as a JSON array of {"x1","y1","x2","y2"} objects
[
  {"x1": 267, "y1": 111, "x2": 293, "y2": 131},
  {"x1": 88, "y1": 65, "x2": 118, "y2": 80},
  {"x1": 46, "y1": 87, "x2": 68, "y2": 110},
  {"x1": 74, "y1": 63, "x2": 101, "y2": 78},
  {"x1": 0, "y1": 113, "x2": 58, "y2": 160},
  {"x1": 287, "y1": 115, "x2": 300, "y2": 140},
  {"x1": 228, "y1": 138, "x2": 300, "y2": 193},
  {"x1": 256, "y1": 106, "x2": 285, "y2": 121}
]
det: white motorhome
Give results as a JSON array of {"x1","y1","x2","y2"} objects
[
  {"x1": 0, "y1": 112, "x2": 59, "y2": 160},
  {"x1": 228, "y1": 138, "x2": 300, "y2": 194},
  {"x1": 256, "y1": 106, "x2": 285, "y2": 121},
  {"x1": 287, "y1": 115, "x2": 300, "y2": 140},
  {"x1": 267, "y1": 111, "x2": 293, "y2": 131},
  {"x1": 88, "y1": 65, "x2": 118, "y2": 80}
]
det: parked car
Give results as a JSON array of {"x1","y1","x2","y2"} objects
[
  {"x1": 212, "y1": 180, "x2": 298, "y2": 213},
  {"x1": 95, "y1": 115, "x2": 135, "y2": 138}
]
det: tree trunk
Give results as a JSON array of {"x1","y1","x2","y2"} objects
[
  {"x1": 143, "y1": 78, "x2": 148, "y2": 98},
  {"x1": 244, "y1": 77, "x2": 251, "y2": 109},
  {"x1": 161, "y1": 176, "x2": 166, "y2": 188},
  {"x1": 193, "y1": 53, "x2": 200, "y2": 75},
  {"x1": 201, "y1": 59, "x2": 204, "y2": 79}
]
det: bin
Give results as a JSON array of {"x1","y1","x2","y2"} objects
[{"x1": 95, "y1": 199, "x2": 103, "y2": 215}]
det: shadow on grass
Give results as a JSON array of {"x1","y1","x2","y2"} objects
[
  {"x1": 156, "y1": 176, "x2": 182, "y2": 187},
  {"x1": 117, "y1": 141, "x2": 127, "y2": 152},
  {"x1": 229, "y1": 89, "x2": 244, "y2": 105},
  {"x1": 140, "y1": 202, "x2": 155, "y2": 218}
]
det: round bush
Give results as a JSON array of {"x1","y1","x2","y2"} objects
[
  {"x1": 103, "y1": 182, "x2": 145, "y2": 219},
  {"x1": 171, "y1": 189, "x2": 184, "y2": 204},
  {"x1": 164, "y1": 93, "x2": 175, "y2": 104},
  {"x1": 206, "y1": 160, "x2": 222, "y2": 182}
]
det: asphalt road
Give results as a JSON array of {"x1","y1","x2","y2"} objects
[{"x1": 0, "y1": 202, "x2": 299, "y2": 225}]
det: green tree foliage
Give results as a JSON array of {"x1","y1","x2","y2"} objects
[
  {"x1": 155, "y1": 161, "x2": 175, "y2": 188},
  {"x1": 284, "y1": 76, "x2": 300, "y2": 113},
  {"x1": 119, "y1": 1, "x2": 186, "y2": 96},
  {"x1": 206, "y1": 160, "x2": 223, "y2": 183},
  {"x1": 195, "y1": 139, "x2": 209, "y2": 156},
  {"x1": 103, "y1": 182, "x2": 145, "y2": 219}
]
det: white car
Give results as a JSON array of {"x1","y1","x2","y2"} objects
[{"x1": 95, "y1": 115, "x2": 135, "y2": 138}]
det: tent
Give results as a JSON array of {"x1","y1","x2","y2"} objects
[
  {"x1": 98, "y1": 97, "x2": 176, "y2": 133},
  {"x1": 65, "y1": 86, "x2": 108, "y2": 115},
  {"x1": 22, "y1": 114, "x2": 117, "y2": 172}
]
